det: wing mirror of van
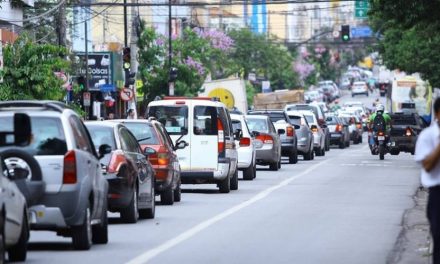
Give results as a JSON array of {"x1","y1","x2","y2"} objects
[
  {"x1": 98, "y1": 144, "x2": 112, "y2": 159},
  {"x1": 234, "y1": 129, "x2": 242, "y2": 140},
  {"x1": 174, "y1": 140, "x2": 189, "y2": 150},
  {"x1": 277, "y1": 129, "x2": 285, "y2": 135}
]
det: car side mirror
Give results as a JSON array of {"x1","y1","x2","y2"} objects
[
  {"x1": 174, "y1": 141, "x2": 188, "y2": 150},
  {"x1": 98, "y1": 144, "x2": 112, "y2": 159},
  {"x1": 277, "y1": 129, "x2": 285, "y2": 135},
  {"x1": 8, "y1": 167, "x2": 29, "y2": 180},
  {"x1": 144, "y1": 147, "x2": 156, "y2": 156},
  {"x1": 320, "y1": 124, "x2": 327, "y2": 129},
  {"x1": 234, "y1": 129, "x2": 242, "y2": 140}
]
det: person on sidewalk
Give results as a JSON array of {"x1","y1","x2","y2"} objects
[{"x1": 415, "y1": 97, "x2": 440, "y2": 264}]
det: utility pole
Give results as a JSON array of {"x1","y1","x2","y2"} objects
[
  {"x1": 124, "y1": 0, "x2": 128, "y2": 47},
  {"x1": 168, "y1": 0, "x2": 175, "y2": 96},
  {"x1": 57, "y1": 2, "x2": 67, "y2": 47},
  {"x1": 103, "y1": 12, "x2": 107, "y2": 44},
  {"x1": 85, "y1": 19, "x2": 91, "y2": 120},
  {"x1": 130, "y1": 0, "x2": 139, "y2": 118}
]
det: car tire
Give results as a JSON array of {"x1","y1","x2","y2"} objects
[
  {"x1": 218, "y1": 175, "x2": 230, "y2": 193},
  {"x1": 269, "y1": 162, "x2": 279, "y2": 171},
  {"x1": 139, "y1": 183, "x2": 155, "y2": 219},
  {"x1": 311, "y1": 149, "x2": 315, "y2": 160},
  {"x1": 339, "y1": 140, "x2": 345, "y2": 149},
  {"x1": 173, "y1": 180, "x2": 181, "y2": 202},
  {"x1": 345, "y1": 139, "x2": 350, "y2": 147},
  {"x1": 121, "y1": 188, "x2": 139, "y2": 223},
  {"x1": 161, "y1": 187, "x2": 174, "y2": 205},
  {"x1": 289, "y1": 148, "x2": 298, "y2": 164},
  {"x1": 230, "y1": 169, "x2": 238, "y2": 191},
  {"x1": 322, "y1": 147, "x2": 326, "y2": 156},
  {"x1": 72, "y1": 204, "x2": 92, "y2": 250},
  {"x1": 325, "y1": 138, "x2": 330, "y2": 151},
  {"x1": 304, "y1": 149, "x2": 312, "y2": 160},
  {"x1": 243, "y1": 161, "x2": 255, "y2": 181},
  {"x1": 359, "y1": 136, "x2": 363, "y2": 143},
  {"x1": 353, "y1": 137, "x2": 359, "y2": 145},
  {"x1": 8, "y1": 209, "x2": 28, "y2": 262},
  {"x1": 92, "y1": 199, "x2": 108, "y2": 244}
]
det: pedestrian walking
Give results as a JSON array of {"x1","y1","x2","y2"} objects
[{"x1": 415, "y1": 97, "x2": 440, "y2": 264}]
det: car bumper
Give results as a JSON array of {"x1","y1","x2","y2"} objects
[
  {"x1": 390, "y1": 137, "x2": 416, "y2": 152},
  {"x1": 281, "y1": 142, "x2": 295, "y2": 156},
  {"x1": 256, "y1": 145, "x2": 278, "y2": 164},
  {"x1": 181, "y1": 158, "x2": 230, "y2": 183},
  {"x1": 106, "y1": 173, "x2": 133, "y2": 211},
  {"x1": 152, "y1": 165, "x2": 173, "y2": 192},
  {"x1": 237, "y1": 147, "x2": 253, "y2": 169},
  {"x1": 329, "y1": 133, "x2": 343, "y2": 144}
]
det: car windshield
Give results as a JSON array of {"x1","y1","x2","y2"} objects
[
  {"x1": 245, "y1": 118, "x2": 269, "y2": 133},
  {"x1": 0, "y1": 116, "x2": 67, "y2": 156},
  {"x1": 391, "y1": 116, "x2": 417, "y2": 126},
  {"x1": 304, "y1": 114, "x2": 315, "y2": 124},
  {"x1": 249, "y1": 112, "x2": 286, "y2": 123},
  {"x1": 122, "y1": 123, "x2": 160, "y2": 145},
  {"x1": 148, "y1": 105, "x2": 188, "y2": 135}
]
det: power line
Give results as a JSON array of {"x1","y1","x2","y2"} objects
[{"x1": 1, "y1": 0, "x2": 67, "y2": 23}]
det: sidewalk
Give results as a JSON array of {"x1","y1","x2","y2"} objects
[{"x1": 388, "y1": 187, "x2": 431, "y2": 264}]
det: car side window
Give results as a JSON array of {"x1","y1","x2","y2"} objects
[
  {"x1": 155, "y1": 123, "x2": 170, "y2": 148},
  {"x1": 120, "y1": 128, "x2": 139, "y2": 153},
  {"x1": 69, "y1": 116, "x2": 94, "y2": 154},
  {"x1": 217, "y1": 107, "x2": 232, "y2": 137},
  {"x1": 269, "y1": 120, "x2": 276, "y2": 133}
]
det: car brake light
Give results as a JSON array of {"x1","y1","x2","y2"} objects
[
  {"x1": 107, "y1": 150, "x2": 126, "y2": 173},
  {"x1": 356, "y1": 123, "x2": 362, "y2": 129},
  {"x1": 148, "y1": 146, "x2": 170, "y2": 166},
  {"x1": 286, "y1": 126, "x2": 294, "y2": 137},
  {"x1": 256, "y1": 134, "x2": 274, "y2": 144},
  {"x1": 217, "y1": 119, "x2": 225, "y2": 154},
  {"x1": 175, "y1": 101, "x2": 186, "y2": 105},
  {"x1": 239, "y1": 137, "x2": 251, "y2": 147},
  {"x1": 406, "y1": 127, "x2": 412, "y2": 136},
  {"x1": 63, "y1": 150, "x2": 77, "y2": 184},
  {"x1": 335, "y1": 124, "x2": 342, "y2": 132}
]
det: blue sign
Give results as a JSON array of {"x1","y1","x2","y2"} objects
[
  {"x1": 351, "y1": 26, "x2": 373, "y2": 38},
  {"x1": 100, "y1": 84, "x2": 116, "y2": 92}
]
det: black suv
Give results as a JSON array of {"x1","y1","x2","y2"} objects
[{"x1": 389, "y1": 112, "x2": 429, "y2": 155}]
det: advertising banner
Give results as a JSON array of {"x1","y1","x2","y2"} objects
[{"x1": 76, "y1": 52, "x2": 115, "y2": 92}]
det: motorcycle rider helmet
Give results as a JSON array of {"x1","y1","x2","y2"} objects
[{"x1": 376, "y1": 104, "x2": 385, "y2": 113}]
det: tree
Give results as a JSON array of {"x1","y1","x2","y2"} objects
[
  {"x1": 0, "y1": 34, "x2": 70, "y2": 100},
  {"x1": 369, "y1": 0, "x2": 440, "y2": 87}
]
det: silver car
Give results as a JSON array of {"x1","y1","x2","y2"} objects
[
  {"x1": 286, "y1": 111, "x2": 315, "y2": 160},
  {"x1": 245, "y1": 115, "x2": 282, "y2": 171},
  {"x1": 0, "y1": 101, "x2": 110, "y2": 250}
]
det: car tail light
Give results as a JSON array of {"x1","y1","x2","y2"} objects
[
  {"x1": 217, "y1": 119, "x2": 225, "y2": 154},
  {"x1": 335, "y1": 124, "x2": 342, "y2": 132},
  {"x1": 256, "y1": 134, "x2": 274, "y2": 144},
  {"x1": 286, "y1": 126, "x2": 294, "y2": 137},
  {"x1": 406, "y1": 127, "x2": 412, "y2": 136},
  {"x1": 356, "y1": 123, "x2": 362, "y2": 129},
  {"x1": 149, "y1": 146, "x2": 170, "y2": 166},
  {"x1": 107, "y1": 150, "x2": 126, "y2": 173},
  {"x1": 63, "y1": 150, "x2": 77, "y2": 184},
  {"x1": 239, "y1": 137, "x2": 251, "y2": 147}
]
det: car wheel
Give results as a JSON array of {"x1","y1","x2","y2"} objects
[
  {"x1": 121, "y1": 188, "x2": 139, "y2": 223},
  {"x1": 243, "y1": 161, "x2": 255, "y2": 181},
  {"x1": 8, "y1": 209, "x2": 28, "y2": 262},
  {"x1": 311, "y1": 148, "x2": 315, "y2": 160},
  {"x1": 353, "y1": 137, "x2": 359, "y2": 144},
  {"x1": 269, "y1": 161, "x2": 279, "y2": 171},
  {"x1": 173, "y1": 180, "x2": 181, "y2": 202},
  {"x1": 322, "y1": 147, "x2": 326, "y2": 156},
  {"x1": 218, "y1": 175, "x2": 230, "y2": 193},
  {"x1": 339, "y1": 139, "x2": 345, "y2": 149},
  {"x1": 139, "y1": 183, "x2": 155, "y2": 219},
  {"x1": 92, "y1": 199, "x2": 108, "y2": 244},
  {"x1": 325, "y1": 139, "x2": 330, "y2": 151},
  {"x1": 346, "y1": 140, "x2": 350, "y2": 147},
  {"x1": 72, "y1": 204, "x2": 92, "y2": 250},
  {"x1": 289, "y1": 148, "x2": 298, "y2": 164},
  {"x1": 359, "y1": 136, "x2": 363, "y2": 143},
  {"x1": 230, "y1": 169, "x2": 238, "y2": 191},
  {"x1": 160, "y1": 187, "x2": 174, "y2": 205},
  {"x1": 304, "y1": 149, "x2": 312, "y2": 160},
  {"x1": 253, "y1": 162, "x2": 257, "y2": 179}
]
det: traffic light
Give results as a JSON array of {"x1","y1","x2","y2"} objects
[
  {"x1": 341, "y1": 25, "x2": 350, "y2": 42},
  {"x1": 122, "y1": 47, "x2": 131, "y2": 70},
  {"x1": 125, "y1": 72, "x2": 136, "y2": 87},
  {"x1": 77, "y1": 75, "x2": 86, "y2": 90},
  {"x1": 169, "y1": 67, "x2": 178, "y2": 82}
]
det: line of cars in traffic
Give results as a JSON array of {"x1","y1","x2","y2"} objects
[{"x1": 0, "y1": 97, "x2": 366, "y2": 262}]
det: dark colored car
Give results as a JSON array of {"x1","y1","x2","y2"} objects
[
  {"x1": 115, "y1": 119, "x2": 181, "y2": 205},
  {"x1": 247, "y1": 110, "x2": 298, "y2": 164},
  {"x1": 326, "y1": 116, "x2": 350, "y2": 149},
  {"x1": 86, "y1": 121, "x2": 156, "y2": 223},
  {"x1": 389, "y1": 113, "x2": 428, "y2": 155}
]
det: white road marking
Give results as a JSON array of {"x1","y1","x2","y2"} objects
[{"x1": 126, "y1": 159, "x2": 330, "y2": 264}]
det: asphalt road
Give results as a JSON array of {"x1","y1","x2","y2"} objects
[{"x1": 25, "y1": 91, "x2": 421, "y2": 264}]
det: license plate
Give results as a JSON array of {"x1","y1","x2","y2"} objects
[{"x1": 378, "y1": 136, "x2": 385, "y2": 140}]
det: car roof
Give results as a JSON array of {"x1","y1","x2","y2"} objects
[
  {"x1": 148, "y1": 98, "x2": 226, "y2": 108},
  {"x1": 84, "y1": 121, "x2": 118, "y2": 128},
  {"x1": 245, "y1": 114, "x2": 269, "y2": 120}
]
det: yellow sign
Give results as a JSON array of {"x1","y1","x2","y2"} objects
[
  {"x1": 208, "y1": 88, "x2": 235, "y2": 109},
  {"x1": 136, "y1": 80, "x2": 143, "y2": 89}
]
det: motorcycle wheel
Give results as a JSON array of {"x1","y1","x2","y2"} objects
[{"x1": 379, "y1": 145, "x2": 385, "y2": 160}]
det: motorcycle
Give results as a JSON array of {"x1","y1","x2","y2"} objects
[{"x1": 368, "y1": 130, "x2": 389, "y2": 160}]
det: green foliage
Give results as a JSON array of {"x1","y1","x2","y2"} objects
[
  {"x1": 0, "y1": 34, "x2": 70, "y2": 100},
  {"x1": 245, "y1": 81, "x2": 256, "y2": 106},
  {"x1": 369, "y1": 0, "x2": 440, "y2": 87}
]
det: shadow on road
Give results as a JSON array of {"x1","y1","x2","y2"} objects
[
  {"x1": 28, "y1": 242, "x2": 73, "y2": 251},
  {"x1": 182, "y1": 189, "x2": 219, "y2": 194}
]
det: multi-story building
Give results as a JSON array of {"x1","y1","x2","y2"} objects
[{"x1": 0, "y1": 0, "x2": 34, "y2": 40}]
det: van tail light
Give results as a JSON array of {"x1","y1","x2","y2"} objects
[
  {"x1": 335, "y1": 124, "x2": 342, "y2": 132},
  {"x1": 63, "y1": 150, "x2": 77, "y2": 184},
  {"x1": 217, "y1": 119, "x2": 225, "y2": 155},
  {"x1": 256, "y1": 134, "x2": 274, "y2": 144},
  {"x1": 356, "y1": 123, "x2": 362, "y2": 129},
  {"x1": 286, "y1": 126, "x2": 294, "y2": 137},
  {"x1": 406, "y1": 127, "x2": 412, "y2": 137},
  {"x1": 107, "y1": 150, "x2": 126, "y2": 174},
  {"x1": 239, "y1": 137, "x2": 251, "y2": 147}
]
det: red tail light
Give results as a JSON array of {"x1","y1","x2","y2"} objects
[
  {"x1": 107, "y1": 150, "x2": 126, "y2": 173},
  {"x1": 217, "y1": 119, "x2": 225, "y2": 154},
  {"x1": 378, "y1": 131, "x2": 384, "y2": 136},
  {"x1": 286, "y1": 126, "x2": 294, "y2": 137},
  {"x1": 148, "y1": 147, "x2": 170, "y2": 166},
  {"x1": 335, "y1": 124, "x2": 342, "y2": 132},
  {"x1": 239, "y1": 137, "x2": 251, "y2": 147},
  {"x1": 406, "y1": 127, "x2": 412, "y2": 136},
  {"x1": 256, "y1": 134, "x2": 274, "y2": 144},
  {"x1": 63, "y1": 150, "x2": 77, "y2": 184}
]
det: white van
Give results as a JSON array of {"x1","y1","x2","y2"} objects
[{"x1": 147, "y1": 98, "x2": 238, "y2": 193}]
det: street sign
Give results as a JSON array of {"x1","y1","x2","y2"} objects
[
  {"x1": 355, "y1": 0, "x2": 369, "y2": 18},
  {"x1": 351, "y1": 26, "x2": 373, "y2": 38},
  {"x1": 120, "y1": 87, "x2": 134, "y2": 101},
  {"x1": 83, "y1": 92, "x2": 91, "y2": 106},
  {"x1": 262, "y1": 81, "x2": 271, "y2": 93}
]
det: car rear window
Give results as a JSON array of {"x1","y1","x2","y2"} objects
[
  {"x1": 0, "y1": 116, "x2": 67, "y2": 156},
  {"x1": 148, "y1": 105, "x2": 188, "y2": 135},
  {"x1": 288, "y1": 116, "x2": 301, "y2": 126},
  {"x1": 86, "y1": 125, "x2": 117, "y2": 150},
  {"x1": 326, "y1": 117, "x2": 338, "y2": 125},
  {"x1": 245, "y1": 118, "x2": 268, "y2": 133},
  {"x1": 248, "y1": 112, "x2": 286, "y2": 123},
  {"x1": 391, "y1": 116, "x2": 417, "y2": 126},
  {"x1": 122, "y1": 123, "x2": 160, "y2": 144},
  {"x1": 303, "y1": 114, "x2": 315, "y2": 124}
]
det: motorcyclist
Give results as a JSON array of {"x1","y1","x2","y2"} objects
[{"x1": 368, "y1": 104, "x2": 391, "y2": 133}]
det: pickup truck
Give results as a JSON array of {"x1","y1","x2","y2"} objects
[
  {"x1": 247, "y1": 110, "x2": 298, "y2": 164},
  {"x1": 389, "y1": 112, "x2": 428, "y2": 155}
]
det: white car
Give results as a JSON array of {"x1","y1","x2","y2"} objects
[
  {"x1": 297, "y1": 110, "x2": 326, "y2": 156},
  {"x1": 351, "y1": 81, "x2": 369, "y2": 97},
  {"x1": 230, "y1": 114, "x2": 257, "y2": 181}
]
